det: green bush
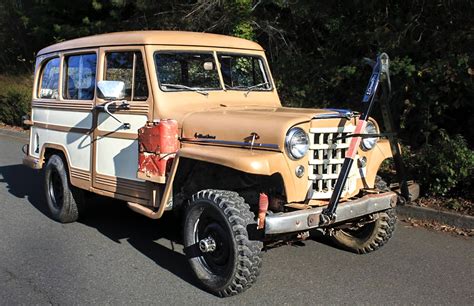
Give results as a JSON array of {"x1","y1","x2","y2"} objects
[
  {"x1": 0, "y1": 75, "x2": 32, "y2": 126},
  {"x1": 405, "y1": 131, "x2": 474, "y2": 197}
]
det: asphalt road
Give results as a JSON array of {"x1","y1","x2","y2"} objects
[{"x1": 0, "y1": 131, "x2": 472, "y2": 305}]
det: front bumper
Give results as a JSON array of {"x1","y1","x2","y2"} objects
[{"x1": 265, "y1": 183, "x2": 419, "y2": 235}]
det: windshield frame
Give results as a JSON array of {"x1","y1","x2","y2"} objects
[{"x1": 153, "y1": 50, "x2": 273, "y2": 93}]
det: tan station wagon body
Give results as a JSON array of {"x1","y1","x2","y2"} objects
[
  {"x1": 23, "y1": 31, "x2": 410, "y2": 296},
  {"x1": 25, "y1": 31, "x2": 391, "y2": 214}
]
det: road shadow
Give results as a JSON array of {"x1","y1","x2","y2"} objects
[
  {"x1": 0, "y1": 164, "x2": 202, "y2": 292},
  {"x1": 80, "y1": 198, "x2": 201, "y2": 290},
  {"x1": 310, "y1": 229, "x2": 339, "y2": 248},
  {"x1": 0, "y1": 164, "x2": 49, "y2": 216}
]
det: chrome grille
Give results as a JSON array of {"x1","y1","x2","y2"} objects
[{"x1": 308, "y1": 125, "x2": 357, "y2": 199}]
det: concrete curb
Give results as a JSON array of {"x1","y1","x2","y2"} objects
[
  {"x1": 0, "y1": 127, "x2": 29, "y2": 140},
  {"x1": 397, "y1": 204, "x2": 474, "y2": 229}
]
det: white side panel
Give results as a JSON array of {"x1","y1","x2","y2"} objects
[
  {"x1": 95, "y1": 113, "x2": 147, "y2": 181},
  {"x1": 30, "y1": 126, "x2": 92, "y2": 171},
  {"x1": 97, "y1": 113, "x2": 147, "y2": 133},
  {"x1": 32, "y1": 108, "x2": 93, "y2": 128},
  {"x1": 95, "y1": 137, "x2": 141, "y2": 181}
]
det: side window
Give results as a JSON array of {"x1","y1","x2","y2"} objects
[
  {"x1": 63, "y1": 53, "x2": 97, "y2": 100},
  {"x1": 38, "y1": 57, "x2": 60, "y2": 99},
  {"x1": 105, "y1": 51, "x2": 148, "y2": 101}
]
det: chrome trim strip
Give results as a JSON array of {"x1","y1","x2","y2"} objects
[{"x1": 182, "y1": 138, "x2": 280, "y2": 150}]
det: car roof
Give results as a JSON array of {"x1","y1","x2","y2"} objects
[{"x1": 37, "y1": 31, "x2": 264, "y2": 56}]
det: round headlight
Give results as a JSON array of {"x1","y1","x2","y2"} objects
[
  {"x1": 360, "y1": 121, "x2": 379, "y2": 151},
  {"x1": 285, "y1": 127, "x2": 309, "y2": 160}
]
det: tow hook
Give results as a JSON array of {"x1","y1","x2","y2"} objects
[
  {"x1": 199, "y1": 237, "x2": 217, "y2": 253},
  {"x1": 257, "y1": 193, "x2": 269, "y2": 229}
]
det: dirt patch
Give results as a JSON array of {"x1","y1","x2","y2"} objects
[
  {"x1": 401, "y1": 217, "x2": 473, "y2": 237},
  {"x1": 0, "y1": 123, "x2": 28, "y2": 133},
  {"x1": 412, "y1": 197, "x2": 473, "y2": 217}
]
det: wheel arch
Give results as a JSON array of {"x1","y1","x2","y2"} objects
[
  {"x1": 359, "y1": 138, "x2": 394, "y2": 189},
  {"x1": 40, "y1": 143, "x2": 74, "y2": 185},
  {"x1": 167, "y1": 145, "x2": 295, "y2": 202},
  {"x1": 170, "y1": 156, "x2": 286, "y2": 212}
]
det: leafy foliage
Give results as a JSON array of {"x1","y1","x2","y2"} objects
[
  {"x1": 0, "y1": 76, "x2": 31, "y2": 126},
  {"x1": 404, "y1": 131, "x2": 474, "y2": 197}
]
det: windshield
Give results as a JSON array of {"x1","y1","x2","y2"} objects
[
  {"x1": 154, "y1": 51, "x2": 271, "y2": 93},
  {"x1": 155, "y1": 52, "x2": 221, "y2": 91},
  {"x1": 217, "y1": 53, "x2": 270, "y2": 90}
]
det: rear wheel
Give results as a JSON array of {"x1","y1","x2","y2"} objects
[
  {"x1": 183, "y1": 190, "x2": 262, "y2": 297},
  {"x1": 328, "y1": 208, "x2": 397, "y2": 254},
  {"x1": 44, "y1": 154, "x2": 85, "y2": 223}
]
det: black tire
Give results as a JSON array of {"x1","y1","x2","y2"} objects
[
  {"x1": 44, "y1": 154, "x2": 85, "y2": 223},
  {"x1": 375, "y1": 175, "x2": 390, "y2": 191},
  {"x1": 183, "y1": 190, "x2": 263, "y2": 297},
  {"x1": 329, "y1": 208, "x2": 397, "y2": 254}
]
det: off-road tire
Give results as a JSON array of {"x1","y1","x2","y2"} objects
[
  {"x1": 375, "y1": 175, "x2": 390, "y2": 191},
  {"x1": 44, "y1": 154, "x2": 85, "y2": 223},
  {"x1": 329, "y1": 208, "x2": 397, "y2": 254},
  {"x1": 183, "y1": 189, "x2": 263, "y2": 297}
]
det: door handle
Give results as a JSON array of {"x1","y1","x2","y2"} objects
[{"x1": 95, "y1": 101, "x2": 131, "y2": 129}]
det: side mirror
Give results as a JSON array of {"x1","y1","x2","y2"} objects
[{"x1": 97, "y1": 80, "x2": 125, "y2": 100}]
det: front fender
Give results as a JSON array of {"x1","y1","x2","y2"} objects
[
  {"x1": 358, "y1": 138, "x2": 393, "y2": 190},
  {"x1": 176, "y1": 144, "x2": 301, "y2": 201}
]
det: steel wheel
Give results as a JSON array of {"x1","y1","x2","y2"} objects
[
  {"x1": 194, "y1": 207, "x2": 233, "y2": 277},
  {"x1": 183, "y1": 189, "x2": 263, "y2": 297}
]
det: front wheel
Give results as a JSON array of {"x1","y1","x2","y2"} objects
[
  {"x1": 328, "y1": 208, "x2": 397, "y2": 254},
  {"x1": 183, "y1": 190, "x2": 263, "y2": 297}
]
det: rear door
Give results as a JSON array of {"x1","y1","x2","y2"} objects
[{"x1": 92, "y1": 46, "x2": 153, "y2": 204}]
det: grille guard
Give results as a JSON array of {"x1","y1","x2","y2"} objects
[{"x1": 264, "y1": 183, "x2": 419, "y2": 235}]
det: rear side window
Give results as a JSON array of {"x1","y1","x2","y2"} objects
[
  {"x1": 38, "y1": 57, "x2": 60, "y2": 99},
  {"x1": 63, "y1": 53, "x2": 97, "y2": 100},
  {"x1": 105, "y1": 51, "x2": 148, "y2": 101}
]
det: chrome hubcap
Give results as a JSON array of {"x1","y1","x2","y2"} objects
[{"x1": 199, "y1": 237, "x2": 217, "y2": 253}]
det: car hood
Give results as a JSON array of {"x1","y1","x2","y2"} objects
[{"x1": 181, "y1": 106, "x2": 348, "y2": 150}]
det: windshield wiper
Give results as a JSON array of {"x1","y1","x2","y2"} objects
[
  {"x1": 244, "y1": 82, "x2": 270, "y2": 97},
  {"x1": 162, "y1": 83, "x2": 209, "y2": 96}
]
